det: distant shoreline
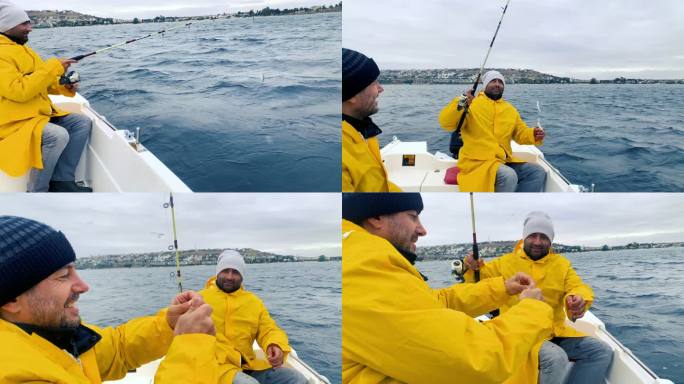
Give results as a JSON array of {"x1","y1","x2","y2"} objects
[
  {"x1": 379, "y1": 68, "x2": 683, "y2": 84},
  {"x1": 28, "y1": 3, "x2": 341, "y2": 29}
]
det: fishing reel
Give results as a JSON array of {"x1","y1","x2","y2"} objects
[
  {"x1": 59, "y1": 71, "x2": 80, "y2": 85},
  {"x1": 451, "y1": 258, "x2": 467, "y2": 283}
]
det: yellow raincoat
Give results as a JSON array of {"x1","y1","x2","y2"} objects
[
  {"x1": 200, "y1": 277, "x2": 292, "y2": 383},
  {"x1": 0, "y1": 309, "x2": 217, "y2": 383},
  {"x1": 439, "y1": 92, "x2": 541, "y2": 192},
  {"x1": 0, "y1": 34, "x2": 75, "y2": 177},
  {"x1": 464, "y1": 240, "x2": 595, "y2": 384},
  {"x1": 342, "y1": 119, "x2": 402, "y2": 192},
  {"x1": 342, "y1": 219, "x2": 554, "y2": 384}
]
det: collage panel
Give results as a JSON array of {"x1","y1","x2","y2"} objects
[
  {"x1": 342, "y1": 192, "x2": 682, "y2": 383},
  {"x1": 0, "y1": 193, "x2": 341, "y2": 383},
  {"x1": 0, "y1": 0, "x2": 341, "y2": 193},
  {"x1": 342, "y1": 0, "x2": 684, "y2": 193}
]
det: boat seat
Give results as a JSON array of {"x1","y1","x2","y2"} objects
[{"x1": 444, "y1": 166, "x2": 460, "y2": 185}]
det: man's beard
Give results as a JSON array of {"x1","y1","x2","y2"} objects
[
  {"x1": 1, "y1": 32, "x2": 28, "y2": 45},
  {"x1": 523, "y1": 244, "x2": 549, "y2": 261},
  {"x1": 26, "y1": 292, "x2": 81, "y2": 329},
  {"x1": 217, "y1": 277, "x2": 241, "y2": 294},
  {"x1": 484, "y1": 90, "x2": 503, "y2": 100}
]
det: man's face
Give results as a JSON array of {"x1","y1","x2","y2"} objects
[
  {"x1": 385, "y1": 210, "x2": 427, "y2": 253},
  {"x1": 484, "y1": 78, "x2": 504, "y2": 98},
  {"x1": 20, "y1": 263, "x2": 89, "y2": 329},
  {"x1": 523, "y1": 233, "x2": 551, "y2": 260},
  {"x1": 216, "y1": 268, "x2": 243, "y2": 294},
  {"x1": 3, "y1": 21, "x2": 32, "y2": 45},
  {"x1": 351, "y1": 80, "x2": 384, "y2": 118}
]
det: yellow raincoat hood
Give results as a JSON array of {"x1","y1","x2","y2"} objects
[
  {"x1": 342, "y1": 119, "x2": 402, "y2": 192},
  {"x1": 342, "y1": 219, "x2": 554, "y2": 384},
  {"x1": 200, "y1": 276, "x2": 292, "y2": 383},
  {"x1": 439, "y1": 92, "x2": 542, "y2": 191},
  {"x1": 0, "y1": 34, "x2": 75, "y2": 177}
]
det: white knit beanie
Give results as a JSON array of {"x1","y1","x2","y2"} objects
[
  {"x1": 0, "y1": 1, "x2": 29, "y2": 33},
  {"x1": 522, "y1": 211, "x2": 554, "y2": 242},
  {"x1": 481, "y1": 70, "x2": 505, "y2": 88},
  {"x1": 216, "y1": 249, "x2": 245, "y2": 279}
]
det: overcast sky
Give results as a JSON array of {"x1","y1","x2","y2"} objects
[
  {"x1": 0, "y1": 194, "x2": 340, "y2": 258},
  {"x1": 414, "y1": 193, "x2": 684, "y2": 247},
  {"x1": 344, "y1": 0, "x2": 684, "y2": 80},
  {"x1": 22, "y1": 0, "x2": 336, "y2": 19}
]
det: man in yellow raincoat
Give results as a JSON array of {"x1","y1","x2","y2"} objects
[
  {"x1": 342, "y1": 193, "x2": 556, "y2": 384},
  {"x1": 0, "y1": 1, "x2": 92, "y2": 192},
  {"x1": 199, "y1": 249, "x2": 308, "y2": 384},
  {"x1": 464, "y1": 211, "x2": 613, "y2": 384},
  {"x1": 0, "y1": 215, "x2": 219, "y2": 383},
  {"x1": 439, "y1": 71, "x2": 547, "y2": 192},
  {"x1": 342, "y1": 48, "x2": 402, "y2": 192}
]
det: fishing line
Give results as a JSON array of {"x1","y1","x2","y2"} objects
[
  {"x1": 60, "y1": 22, "x2": 193, "y2": 85},
  {"x1": 69, "y1": 22, "x2": 193, "y2": 62}
]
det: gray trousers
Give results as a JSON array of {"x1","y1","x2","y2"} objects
[
  {"x1": 28, "y1": 114, "x2": 92, "y2": 192},
  {"x1": 539, "y1": 337, "x2": 613, "y2": 384},
  {"x1": 232, "y1": 367, "x2": 308, "y2": 384},
  {"x1": 495, "y1": 162, "x2": 547, "y2": 192}
]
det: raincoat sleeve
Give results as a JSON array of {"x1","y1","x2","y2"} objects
[
  {"x1": 346, "y1": 286, "x2": 554, "y2": 384},
  {"x1": 0, "y1": 56, "x2": 63, "y2": 102},
  {"x1": 91, "y1": 309, "x2": 175, "y2": 381},
  {"x1": 434, "y1": 276, "x2": 511, "y2": 317},
  {"x1": 511, "y1": 112, "x2": 540, "y2": 145},
  {"x1": 563, "y1": 265, "x2": 594, "y2": 313},
  {"x1": 256, "y1": 303, "x2": 292, "y2": 359},
  {"x1": 438, "y1": 96, "x2": 465, "y2": 131},
  {"x1": 154, "y1": 334, "x2": 218, "y2": 384},
  {"x1": 47, "y1": 82, "x2": 76, "y2": 97}
]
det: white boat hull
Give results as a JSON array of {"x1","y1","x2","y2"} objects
[
  {"x1": 0, "y1": 93, "x2": 191, "y2": 192},
  {"x1": 381, "y1": 137, "x2": 581, "y2": 192},
  {"x1": 106, "y1": 343, "x2": 330, "y2": 384}
]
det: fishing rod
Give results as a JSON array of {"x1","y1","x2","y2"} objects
[
  {"x1": 164, "y1": 192, "x2": 184, "y2": 293},
  {"x1": 469, "y1": 192, "x2": 480, "y2": 282},
  {"x1": 69, "y1": 22, "x2": 192, "y2": 61},
  {"x1": 450, "y1": 0, "x2": 512, "y2": 153}
]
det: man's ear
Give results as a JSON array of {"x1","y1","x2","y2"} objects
[
  {"x1": 1, "y1": 298, "x2": 21, "y2": 316},
  {"x1": 364, "y1": 215, "x2": 385, "y2": 231}
]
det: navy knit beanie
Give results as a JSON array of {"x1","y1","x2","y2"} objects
[
  {"x1": 0, "y1": 216, "x2": 76, "y2": 306},
  {"x1": 342, "y1": 193, "x2": 424, "y2": 225},
  {"x1": 342, "y1": 48, "x2": 380, "y2": 102}
]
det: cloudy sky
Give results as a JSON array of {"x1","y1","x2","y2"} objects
[
  {"x1": 22, "y1": 0, "x2": 336, "y2": 19},
  {"x1": 344, "y1": 0, "x2": 684, "y2": 79},
  {"x1": 0, "y1": 193, "x2": 340, "y2": 258},
  {"x1": 414, "y1": 193, "x2": 684, "y2": 247}
]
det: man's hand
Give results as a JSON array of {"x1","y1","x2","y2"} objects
[
  {"x1": 464, "y1": 252, "x2": 484, "y2": 271},
  {"x1": 167, "y1": 290, "x2": 202, "y2": 329},
  {"x1": 565, "y1": 295, "x2": 586, "y2": 321},
  {"x1": 64, "y1": 83, "x2": 79, "y2": 93},
  {"x1": 266, "y1": 344, "x2": 284, "y2": 368},
  {"x1": 463, "y1": 88, "x2": 475, "y2": 107},
  {"x1": 173, "y1": 297, "x2": 215, "y2": 336},
  {"x1": 59, "y1": 59, "x2": 77, "y2": 72},
  {"x1": 534, "y1": 127, "x2": 545, "y2": 141},
  {"x1": 519, "y1": 287, "x2": 545, "y2": 302},
  {"x1": 504, "y1": 272, "x2": 536, "y2": 295}
]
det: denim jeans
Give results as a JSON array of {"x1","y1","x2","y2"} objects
[
  {"x1": 495, "y1": 162, "x2": 547, "y2": 192},
  {"x1": 538, "y1": 337, "x2": 613, "y2": 384},
  {"x1": 28, "y1": 114, "x2": 92, "y2": 192},
  {"x1": 232, "y1": 368, "x2": 308, "y2": 384}
]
